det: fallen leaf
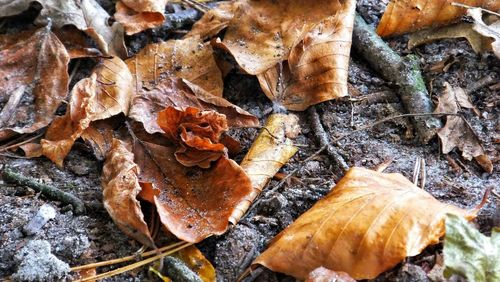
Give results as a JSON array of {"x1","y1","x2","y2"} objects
[
  {"x1": 80, "y1": 121, "x2": 115, "y2": 161},
  {"x1": 126, "y1": 36, "x2": 223, "y2": 96},
  {"x1": 377, "y1": 0, "x2": 500, "y2": 37},
  {"x1": 128, "y1": 77, "x2": 258, "y2": 135},
  {"x1": 41, "y1": 57, "x2": 133, "y2": 167},
  {"x1": 114, "y1": 0, "x2": 167, "y2": 35},
  {"x1": 176, "y1": 245, "x2": 216, "y2": 282},
  {"x1": 102, "y1": 138, "x2": 154, "y2": 247},
  {"x1": 229, "y1": 113, "x2": 299, "y2": 224},
  {"x1": 469, "y1": 8, "x2": 500, "y2": 58},
  {"x1": 53, "y1": 27, "x2": 103, "y2": 59},
  {"x1": 256, "y1": 2, "x2": 355, "y2": 110},
  {"x1": 435, "y1": 83, "x2": 492, "y2": 173},
  {"x1": 253, "y1": 167, "x2": 477, "y2": 280},
  {"x1": 19, "y1": 143, "x2": 43, "y2": 158},
  {"x1": 0, "y1": 0, "x2": 127, "y2": 57},
  {"x1": 187, "y1": 1, "x2": 235, "y2": 40},
  {"x1": 0, "y1": 26, "x2": 69, "y2": 141},
  {"x1": 443, "y1": 213, "x2": 500, "y2": 281},
  {"x1": 306, "y1": 267, "x2": 356, "y2": 282},
  {"x1": 133, "y1": 138, "x2": 253, "y2": 243}
]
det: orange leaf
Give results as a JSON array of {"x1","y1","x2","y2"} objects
[
  {"x1": 115, "y1": 1, "x2": 166, "y2": 35},
  {"x1": 376, "y1": 0, "x2": 500, "y2": 37},
  {"x1": 176, "y1": 245, "x2": 216, "y2": 282},
  {"x1": 253, "y1": 167, "x2": 476, "y2": 280},
  {"x1": 102, "y1": 139, "x2": 154, "y2": 247},
  {"x1": 0, "y1": 26, "x2": 69, "y2": 141},
  {"x1": 133, "y1": 139, "x2": 253, "y2": 243},
  {"x1": 187, "y1": 2, "x2": 235, "y2": 40}
]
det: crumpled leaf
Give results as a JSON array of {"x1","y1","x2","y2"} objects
[
  {"x1": 102, "y1": 138, "x2": 154, "y2": 247},
  {"x1": 0, "y1": 26, "x2": 69, "y2": 141},
  {"x1": 435, "y1": 83, "x2": 492, "y2": 173},
  {"x1": 256, "y1": 1, "x2": 355, "y2": 110},
  {"x1": 114, "y1": 0, "x2": 167, "y2": 35},
  {"x1": 41, "y1": 57, "x2": 133, "y2": 167},
  {"x1": 0, "y1": 0, "x2": 127, "y2": 57},
  {"x1": 443, "y1": 213, "x2": 500, "y2": 281},
  {"x1": 157, "y1": 107, "x2": 232, "y2": 168},
  {"x1": 469, "y1": 8, "x2": 500, "y2": 58},
  {"x1": 377, "y1": 0, "x2": 500, "y2": 37},
  {"x1": 229, "y1": 113, "x2": 299, "y2": 224},
  {"x1": 253, "y1": 167, "x2": 477, "y2": 280},
  {"x1": 175, "y1": 245, "x2": 216, "y2": 282},
  {"x1": 125, "y1": 36, "x2": 223, "y2": 96},
  {"x1": 187, "y1": 1, "x2": 235, "y2": 40},
  {"x1": 132, "y1": 139, "x2": 253, "y2": 243},
  {"x1": 53, "y1": 27, "x2": 103, "y2": 59},
  {"x1": 128, "y1": 77, "x2": 258, "y2": 134},
  {"x1": 306, "y1": 267, "x2": 356, "y2": 282}
]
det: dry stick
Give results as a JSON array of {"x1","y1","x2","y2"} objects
[
  {"x1": 451, "y1": 2, "x2": 500, "y2": 17},
  {"x1": 307, "y1": 106, "x2": 349, "y2": 173},
  {"x1": 352, "y1": 14, "x2": 442, "y2": 144},
  {"x1": 0, "y1": 132, "x2": 44, "y2": 152},
  {"x1": 2, "y1": 168, "x2": 86, "y2": 214}
]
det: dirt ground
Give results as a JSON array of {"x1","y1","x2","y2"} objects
[{"x1": 0, "y1": 0, "x2": 498, "y2": 281}]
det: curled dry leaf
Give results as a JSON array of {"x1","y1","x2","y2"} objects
[
  {"x1": 229, "y1": 113, "x2": 299, "y2": 224},
  {"x1": 469, "y1": 8, "x2": 500, "y2": 58},
  {"x1": 126, "y1": 36, "x2": 223, "y2": 96},
  {"x1": 102, "y1": 139, "x2": 154, "y2": 247},
  {"x1": 41, "y1": 57, "x2": 133, "y2": 167},
  {"x1": 434, "y1": 83, "x2": 492, "y2": 173},
  {"x1": 157, "y1": 107, "x2": 231, "y2": 168},
  {"x1": 257, "y1": 0, "x2": 355, "y2": 111},
  {"x1": 253, "y1": 167, "x2": 477, "y2": 280},
  {"x1": 187, "y1": 1, "x2": 235, "y2": 40},
  {"x1": 377, "y1": 0, "x2": 500, "y2": 37},
  {"x1": 0, "y1": 26, "x2": 69, "y2": 141},
  {"x1": 0, "y1": 0, "x2": 127, "y2": 57},
  {"x1": 114, "y1": 0, "x2": 167, "y2": 35},
  {"x1": 133, "y1": 139, "x2": 253, "y2": 243},
  {"x1": 128, "y1": 77, "x2": 258, "y2": 134},
  {"x1": 306, "y1": 267, "x2": 356, "y2": 282}
]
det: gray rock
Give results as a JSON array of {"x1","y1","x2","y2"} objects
[
  {"x1": 23, "y1": 204, "x2": 56, "y2": 236},
  {"x1": 54, "y1": 234, "x2": 90, "y2": 258},
  {"x1": 13, "y1": 240, "x2": 70, "y2": 282}
]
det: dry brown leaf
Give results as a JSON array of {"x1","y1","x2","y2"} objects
[
  {"x1": 435, "y1": 83, "x2": 492, "y2": 173},
  {"x1": 128, "y1": 77, "x2": 258, "y2": 134},
  {"x1": 253, "y1": 167, "x2": 477, "y2": 280},
  {"x1": 80, "y1": 121, "x2": 115, "y2": 161},
  {"x1": 377, "y1": 0, "x2": 500, "y2": 37},
  {"x1": 133, "y1": 139, "x2": 253, "y2": 243},
  {"x1": 0, "y1": 26, "x2": 69, "y2": 142},
  {"x1": 257, "y1": 2, "x2": 355, "y2": 111},
  {"x1": 0, "y1": 0, "x2": 126, "y2": 57},
  {"x1": 187, "y1": 1, "x2": 235, "y2": 40},
  {"x1": 306, "y1": 267, "x2": 356, "y2": 282},
  {"x1": 126, "y1": 36, "x2": 223, "y2": 96},
  {"x1": 19, "y1": 143, "x2": 43, "y2": 158},
  {"x1": 41, "y1": 57, "x2": 133, "y2": 167},
  {"x1": 102, "y1": 138, "x2": 154, "y2": 247},
  {"x1": 469, "y1": 8, "x2": 500, "y2": 58},
  {"x1": 53, "y1": 27, "x2": 103, "y2": 59},
  {"x1": 229, "y1": 113, "x2": 299, "y2": 224},
  {"x1": 114, "y1": 1, "x2": 166, "y2": 35},
  {"x1": 175, "y1": 245, "x2": 216, "y2": 282}
]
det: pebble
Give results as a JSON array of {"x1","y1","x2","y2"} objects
[{"x1": 22, "y1": 204, "x2": 56, "y2": 236}]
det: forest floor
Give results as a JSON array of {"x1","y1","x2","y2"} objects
[{"x1": 0, "y1": 0, "x2": 498, "y2": 281}]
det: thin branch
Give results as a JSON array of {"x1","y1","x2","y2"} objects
[{"x1": 451, "y1": 2, "x2": 500, "y2": 17}]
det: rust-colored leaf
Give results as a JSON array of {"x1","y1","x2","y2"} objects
[
  {"x1": 114, "y1": 1, "x2": 167, "y2": 35},
  {"x1": 102, "y1": 138, "x2": 154, "y2": 247},
  {"x1": 253, "y1": 167, "x2": 477, "y2": 280},
  {"x1": 133, "y1": 139, "x2": 253, "y2": 243},
  {"x1": 125, "y1": 36, "x2": 223, "y2": 96},
  {"x1": 187, "y1": 1, "x2": 235, "y2": 40},
  {"x1": 229, "y1": 113, "x2": 299, "y2": 224},
  {"x1": 376, "y1": 0, "x2": 500, "y2": 37},
  {"x1": 306, "y1": 267, "x2": 356, "y2": 282},
  {"x1": 0, "y1": 26, "x2": 69, "y2": 141},
  {"x1": 41, "y1": 57, "x2": 133, "y2": 167},
  {"x1": 128, "y1": 77, "x2": 258, "y2": 135}
]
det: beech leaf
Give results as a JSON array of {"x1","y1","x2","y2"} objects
[
  {"x1": 114, "y1": 0, "x2": 167, "y2": 35},
  {"x1": 253, "y1": 167, "x2": 477, "y2": 280},
  {"x1": 0, "y1": 26, "x2": 69, "y2": 141},
  {"x1": 443, "y1": 213, "x2": 500, "y2": 281}
]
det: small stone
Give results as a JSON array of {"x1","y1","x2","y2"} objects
[
  {"x1": 22, "y1": 204, "x2": 56, "y2": 236},
  {"x1": 396, "y1": 263, "x2": 431, "y2": 282},
  {"x1": 13, "y1": 240, "x2": 69, "y2": 282}
]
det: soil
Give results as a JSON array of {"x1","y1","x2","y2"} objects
[{"x1": 0, "y1": 1, "x2": 498, "y2": 282}]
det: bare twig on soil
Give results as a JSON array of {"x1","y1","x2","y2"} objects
[
  {"x1": 352, "y1": 14, "x2": 442, "y2": 144},
  {"x1": 0, "y1": 132, "x2": 43, "y2": 152},
  {"x1": 465, "y1": 75, "x2": 497, "y2": 94},
  {"x1": 307, "y1": 106, "x2": 349, "y2": 173},
  {"x1": 2, "y1": 168, "x2": 86, "y2": 214}
]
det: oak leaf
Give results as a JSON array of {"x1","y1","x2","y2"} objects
[
  {"x1": 41, "y1": 57, "x2": 133, "y2": 167},
  {"x1": 377, "y1": 0, "x2": 500, "y2": 37},
  {"x1": 253, "y1": 167, "x2": 477, "y2": 280},
  {"x1": 469, "y1": 8, "x2": 500, "y2": 58},
  {"x1": 128, "y1": 77, "x2": 258, "y2": 135},
  {"x1": 114, "y1": 0, "x2": 167, "y2": 35},
  {"x1": 0, "y1": 26, "x2": 69, "y2": 142}
]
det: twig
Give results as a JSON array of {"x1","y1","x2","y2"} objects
[
  {"x1": 465, "y1": 75, "x2": 497, "y2": 94},
  {"x1": 307, "y1": 106, "x2": 349, "y2": 173},
  {"x1": 2, "y1": 168, "x2": 85, "y2": 214},
  {"x1": 181, "y1": 0, "x2": 209, "y2": 13},
  {"x1": 0, "y1": 132, "x2": 44, "y2": 153},
  {"x1": 451, "y1": 2, "x2": 500, "y2": 17},
  {"x1": 352, "y1": 14, "x2": 442, "y2": 144}
]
